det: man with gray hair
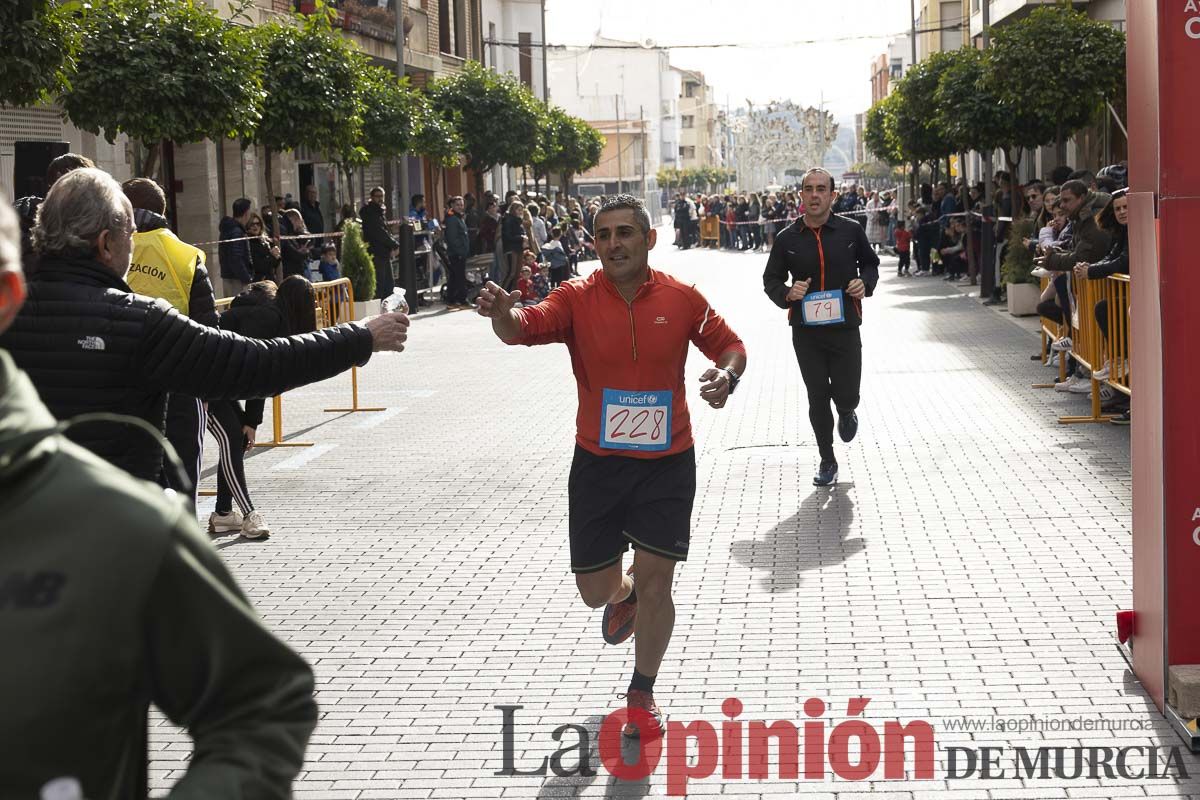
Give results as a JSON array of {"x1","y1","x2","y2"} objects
[
  {"x1": 477, "y1": 193, "x2": 747, "y2": 738},
  {"x1": 0, "y1": 167, "x2": 411, "y2": 484},
  {"x1": 0, "y1": 201, "x2": 320, "y2": 799}
]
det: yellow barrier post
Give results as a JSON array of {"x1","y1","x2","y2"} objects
[
  {"x1": 1104, "y1": 275, "x2": 1131, "y2": 399},
  {"x1": 1059, "y1": 275, "x2": 1115, "y2": 425},
  {"x1": 218, "y1": 290, "x2": 314, "y2": 448},
  {"x1": 314, "y1": 277, "x2": 387, "y2": 414}
]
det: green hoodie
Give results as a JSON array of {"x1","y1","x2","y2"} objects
[{"x1": 0, "y1": 350, "x2": 317, "y2": 799}]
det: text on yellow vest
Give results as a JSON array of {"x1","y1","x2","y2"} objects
[{"x1": 128, "y1": 228, "x2": 204, "y2": 315}]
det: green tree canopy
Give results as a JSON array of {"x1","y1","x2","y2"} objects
[
  {"x1": 0, "y1": 0, "x2": 77, "y2": 107},
  {"x1": 251, "y1": 9, "x2": 366, "y2": 167},
  {"x1": 63, "y1": 0, "x2": 263, "y2": 175},
  {"x1": 531, "y1": 107, "x2": 604, "y2": 192},
  {"x1": 359, "y1": 65, "x2": 417, "y2": 163},
  {"x1": 410, "y1": 91, "x2": 461, "y2": 169},
  {"x1": 429, "y1": 61, "x2": 546, "y2": 194},
  {"x1": 863, "y1": 95, "x2": 903, "y2": 166},
  {"x1": 988, "y1": 5, "x2": 1125, "y2": 158},
  {"x1": 890, "y1": 50, "x2": 956, "y2": 166}
]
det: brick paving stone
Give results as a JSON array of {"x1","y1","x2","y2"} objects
[{"x1": 140, "y1": 239, "x2": 1200, "y2": 798}]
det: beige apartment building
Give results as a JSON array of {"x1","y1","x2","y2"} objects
[{"x1": 674, "y1": 68, "x2": 721, "y2": 171}]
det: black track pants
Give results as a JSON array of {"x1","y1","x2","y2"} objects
[{"x1": 792, "y1": 325, "x2": 863, "y2": 462}]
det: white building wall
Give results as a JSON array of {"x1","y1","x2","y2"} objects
[
  {"x1": 480, "y1": 0, "x2": 546, "y2": 101},
  {"x1": 548, "y1": 39, "x2": 679, "y2": 192}
]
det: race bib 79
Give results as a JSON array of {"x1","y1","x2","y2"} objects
[{"x1": 801, "y1": 289, "x2": 846, "y2": 326}]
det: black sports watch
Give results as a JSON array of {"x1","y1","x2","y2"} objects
[{"x1": 720, "y1": 366, "x2": 740, "y2": 394}]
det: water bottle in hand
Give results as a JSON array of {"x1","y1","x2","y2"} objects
[{"x1": 381, "y1": 287, "x2": 408, "y2": 315}]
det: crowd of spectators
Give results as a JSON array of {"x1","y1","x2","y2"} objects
[{"x1": 1, "y1": 156, "x2": 414, "y2": 798}]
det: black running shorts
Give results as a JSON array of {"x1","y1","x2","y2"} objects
[{"x1": 567, "y1": 445, "x2": 697, "y2": 574}]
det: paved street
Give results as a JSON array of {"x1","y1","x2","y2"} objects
[{"x1": 152, "y1": 230, "x2": 1199, "y2": 798}]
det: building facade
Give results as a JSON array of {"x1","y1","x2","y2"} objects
[
  {"x1": 2, "y1": 0, "x2": 487, "y2": 292},
  {"x1": 673, "y1": 68, "x2": 722, "y2": 170},
  {"x1": 548, "y1": 36, "x2": 681, "y2": 211}
]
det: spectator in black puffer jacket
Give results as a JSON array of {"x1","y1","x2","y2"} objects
[
  {"x1": 207, "y1": 277, "x2": 319, "y2": 541},
  {"x1": 218, "y1": 198, "x2": 254, "y2": 297},
  {"x1": 0, "y1": 168, "x2": 412, "y2": 484}
]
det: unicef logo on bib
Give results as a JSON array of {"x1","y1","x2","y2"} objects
[{"x1": 600, "y1": 389, "x2": 672, "y2": 451}]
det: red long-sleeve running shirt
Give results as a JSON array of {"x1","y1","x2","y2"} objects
[{"x1": 510, "y1": 267, "x2": 746, "y2": 459}]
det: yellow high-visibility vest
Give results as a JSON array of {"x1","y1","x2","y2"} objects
[{"x1": 127, "y1": 228, "x2": 204, "y2": 315}]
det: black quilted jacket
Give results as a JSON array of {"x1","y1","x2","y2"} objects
[{"x1": 0, "y1": 256, "x2": 374, "y2": 481}]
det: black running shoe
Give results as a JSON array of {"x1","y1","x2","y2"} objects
[
  {"x1": 837, "y1": 411, "x2": 858, "y2": 443},
  {"x1": 813, "y1": 460, "x2": 838, "y2": 487}
]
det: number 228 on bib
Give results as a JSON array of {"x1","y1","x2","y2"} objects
[{"x1": 600, "y1": 389, "x2": 672, "y2": 451}]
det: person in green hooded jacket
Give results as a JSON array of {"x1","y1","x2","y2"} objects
[{"x1": 0, "y1": 203, "x2": 317, "y2": 796}]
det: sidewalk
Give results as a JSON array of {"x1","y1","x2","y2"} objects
[{"x1": 152, "y1": 245, "x2": 1198, "y2": 799}]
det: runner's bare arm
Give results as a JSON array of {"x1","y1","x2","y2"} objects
[{"x1": 476, "y1": 281, "x2": 523, "y2": 343}]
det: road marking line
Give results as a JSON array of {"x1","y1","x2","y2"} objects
[
  {"x1": 271, "y1": 443, "x2": 337, "y2": 470},
  {"x1": 354, "y1": 407, "x2": 405, "y2": 430}
]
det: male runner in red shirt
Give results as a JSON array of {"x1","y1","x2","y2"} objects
[{"x1": 477, "y1": 195, "x2": 746, "y2": 736}]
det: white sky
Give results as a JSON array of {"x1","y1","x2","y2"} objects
[{"x1": 544, "y1": 0, "x2": 912, "y2": 122}]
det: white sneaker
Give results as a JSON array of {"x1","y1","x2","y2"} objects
[
  {"x1": 208, "y1": 510, "x2": 243, "y2": 535},
  {"x1": 1050, "y1": 337, "x2": 1073, "y2": 353},
  {"x1": 1095, "y1": 384, "x2": 1117, "y2": 403},
  {"x1": 1031, "y1": 267, "x2": 1051, "y2": 279},
  {"x1": 241, "y1": 511, "x2": 271, "y2": 540},
  {"x1": 1068, "y1": 376, "x2": 1093, "y2": 393},
  {"x1": 1055, "y1": 375, "x2": 1083, "y2": 393},
  {"x1": 1092, "y1": 360, "x2": 1111, "y2": 380}
]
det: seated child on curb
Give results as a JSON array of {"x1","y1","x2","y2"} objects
[
  {"x1": 517, "y1": 265, "x2": 539, "y2": 305},
  {"x1": 531, "y1": 263, "x2": 551, "y2": 302}
]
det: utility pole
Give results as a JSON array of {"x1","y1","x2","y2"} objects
[
  {"x1": 639, "y1": 105, "x2": 647, "y2": 200},
  {"x1": 981, "y1": 0, "x2": 998, "y2": 302},
  {"x1": 615, "y1": 96, "x2": 623, "y2": 194},
  {"x1": 909, "y1": 0, "x2": 918, "y2": 67},
  {"x1": 394, "y1": 2, "x2": 408, "y2": 215},
  {"x1": 539, "y1": 0, "x2": 549, "y2": 103}
]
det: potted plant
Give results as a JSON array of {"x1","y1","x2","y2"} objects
[
  {"x1": 1002, "y1": 219, "x2": 1040, "y2": 316},
  {"x1": 339, "y1": 220, "x2": 377, "y2": 319}
]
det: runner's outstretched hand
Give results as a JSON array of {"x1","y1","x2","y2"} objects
[
  {"x1": 699, "y1": 368, "x2": 731, "y2": 409},
  {"x1": 477, "y1": 281, "x2": 521, "y2": 318}
]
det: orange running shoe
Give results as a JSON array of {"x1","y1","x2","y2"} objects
[
  {"x1": 620, "y1": 689, "x2": 664, "y2": 739},
  {"x1": 601, "y1": 566, "x2": 637, "y2": 645}
]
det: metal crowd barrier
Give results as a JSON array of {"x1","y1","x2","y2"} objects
[
  {"x1": 311, "y1": 277, "x2": 387, "y2": 415},
  {"x1": 1057, "y1": 273, "x2": 1130, "y2": 425},
  {"x1": 700, "y1": 215, "x2": 720, "y2": 247},
  {"x1": 210, "y1": 278, "x2": 385, "y2": 455},
  {"x1": 1033, "y1": 275, "x2": 1069, "y2": 389}
]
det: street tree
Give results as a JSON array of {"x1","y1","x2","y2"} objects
[
  {"x1": 0, "y1": 0, "x2": 77, "y2": 108},
  {"x1": 252, "y1": 8, "x2": 365, "y2": 234},
  {"x1": 429, "y1": 61, "x2": 546, "y2": 198},
  {"x1": 988, "y1": 5, "x2": 1125, "y2": 164},
  {"x1": 410, "y1": 91, "x2": 462, "y2": 198},
  {"x1": 63, "y1": 0, "x2": 263, "y2": 178},
  {"x1": 537, "y1": 111, "x2": 603, "y2": 197},
  {"x1": 863, "y1": 95, "x2": 904, "y2": 167},
  {"x1": 890, "y1": 50, "x2": 956, "y2": 180}
]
